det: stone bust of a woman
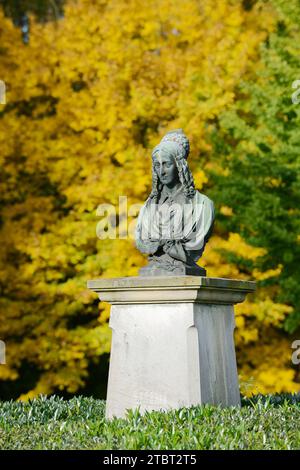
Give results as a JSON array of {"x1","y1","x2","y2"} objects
[{"x1": 135, "y1": 129, "x2": 215, "y2": 276}]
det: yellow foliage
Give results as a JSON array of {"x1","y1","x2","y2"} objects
[
  {"x1": 220, "y1": 206, "x2": 233, "y2": 217},
  {"x1": 239, "y1": 334, "x2": 300, "y2": 396},
  {"x1": 1, "y1": 1, "x2": 296, "y2": 399},
  {"x1": 253, "y1": 265, "x2": 283, "y2": 281}
]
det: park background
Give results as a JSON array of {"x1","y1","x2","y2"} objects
[{"x1": 0, "y1": 0, "x2": 300, "y2": 401}]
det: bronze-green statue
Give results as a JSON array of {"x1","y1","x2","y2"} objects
[{"x1": 135, "y1": 129, "x2": 214, "y2": 276}]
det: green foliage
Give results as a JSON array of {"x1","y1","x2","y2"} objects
[
  {"x1": 0, "y1": 0, "x2": 65, "y2": 43},
  {"x1": 0, "y1": 0, "x2": 65, "y2": 23},
  {"x1": 0, "y1": 395, "x2": 299, "y2": 450},
  {"x1": 0, "y1": 0, "x2": 277, "y2": 398},
  {"x1": 0, "y1": 0, "x2": 298, "y2": 397},
  {"x1": 209, "y1": 0, "x2": 300, "y2": 332}
]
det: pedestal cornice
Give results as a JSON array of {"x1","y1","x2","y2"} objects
[{"x1": 87, "y1": 276, "x2": 256, "y2": 305}]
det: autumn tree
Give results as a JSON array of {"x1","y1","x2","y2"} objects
[
  {"x1": 208, "y1": 0, "x2": 300, "y2": 390},
  {"x1": 1, "y1": 0, "x2": 297, "y2": 398}
]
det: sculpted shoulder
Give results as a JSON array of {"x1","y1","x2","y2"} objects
[
  {"x1": 134, "y1": 129, "x2": 215, "y2": 274},
  {"x1": 194, "y1": 190, "x2": 214, "y2": 206}
]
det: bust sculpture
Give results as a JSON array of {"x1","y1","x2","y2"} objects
[{"x1": 135, "y1": 129, "x2": 215, "y2": 276}]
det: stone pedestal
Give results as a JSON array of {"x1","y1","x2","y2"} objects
[
  {"x1": 87, "y1": 276, "x2": 256, "y2": 419},
  {"x1": 139, "y1": 263, "x2": 206, "y2": 277}
]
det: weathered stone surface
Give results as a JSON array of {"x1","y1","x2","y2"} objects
[
  {"x1": 87, "y1": 276, "x2": 256, "y2": 305},
  {"x1": 135, "y1": 129, "x2": 215, "y2": 276},
  {"x1": 87, "y1": 276, "x2": 256, "y2": 419},
  {"x1": 139, "y1": 263, "x2": 206, "y2": 277}
]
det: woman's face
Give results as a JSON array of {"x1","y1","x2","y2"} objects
[{"x1": 153, "y1": 150, "x2": 179, "y2": 187}]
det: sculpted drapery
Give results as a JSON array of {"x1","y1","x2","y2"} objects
[{"x1": 135, "y1": 129, "x2": 214, "y2": 276}]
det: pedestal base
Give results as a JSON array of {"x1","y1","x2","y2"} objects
[
  {"x1": 87, "y1": 276, "x2": 256, "y2": 419},
  {"x1": 106, "y1": 303, "x2": 239, "y2": 419}
]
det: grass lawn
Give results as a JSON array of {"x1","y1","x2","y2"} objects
[{"x1": 0, "y1": 394, "x2": 299, "y2": 450}]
